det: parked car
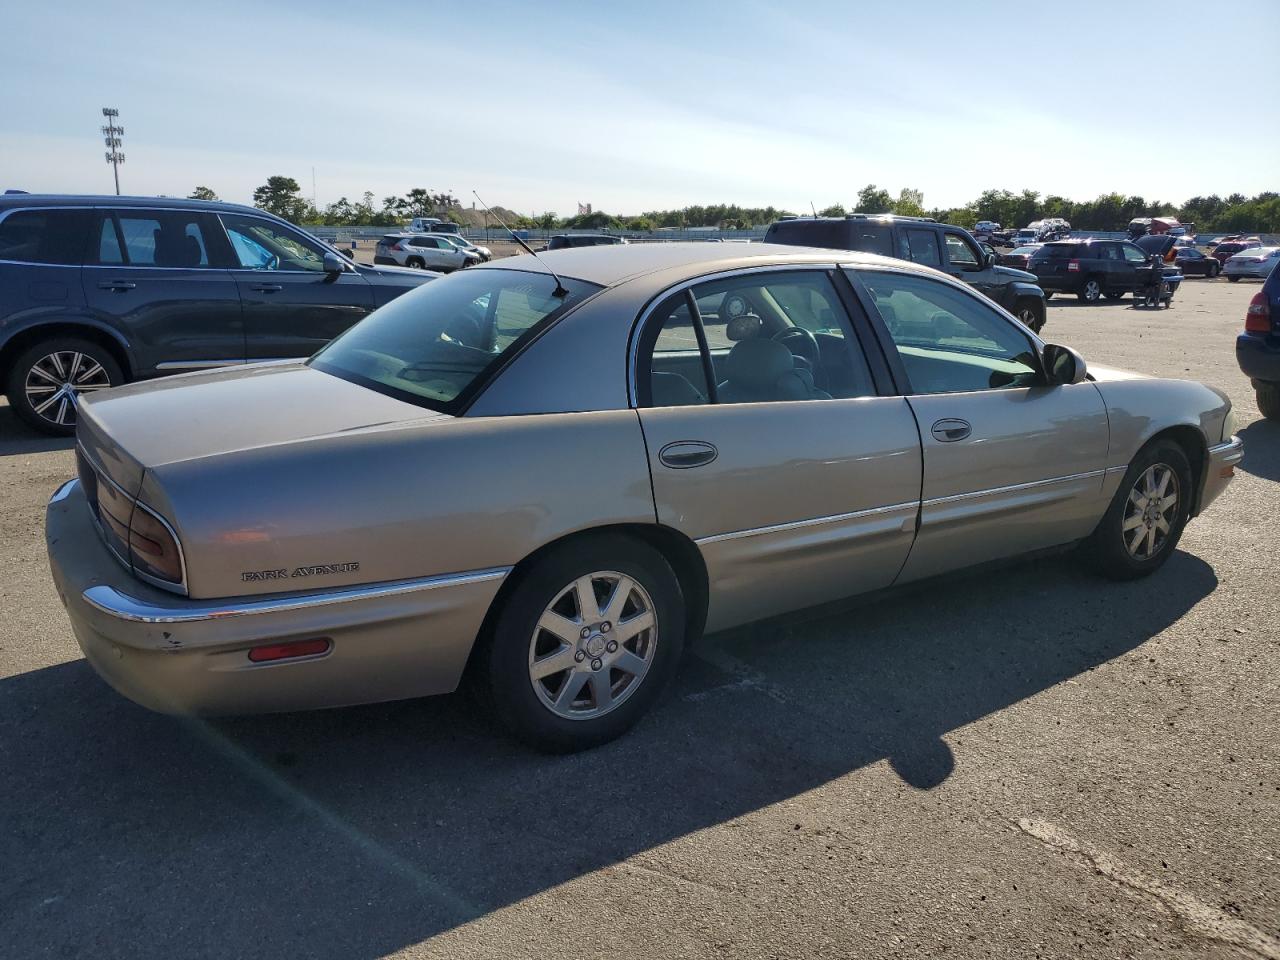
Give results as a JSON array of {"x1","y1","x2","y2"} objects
[
  {"x1": 441, "y1": 234, "x2": 492, "y2": 262},
  {"x1": 1026, "y1": 236, "x2": 1182, "y2": 303},
  {"x1": 1236, "y1": 261, "x2": 1280, "y2": 419},
  {"x1": 545, "y1": 234, "x2": 626, "y2": 251},
  {"x1": 375, "y1": 233, "x2": 479, "y2": 272},
  {"x1": 764, "y1": 214, "x2": 1048, "y2": 331},
  {"x1": 1212, "y1": 239, "x2": 1261, "y2": 266},
  {"x1": 46, "y1": 243, "x2": 1242, "y2": 751},
  {"x1": 1013, "y1": 227, "x2": 1040, "y2": 247},
  {"x1": 1224, "y1": 247, "x2": 1280, "y2": 282},
  {"x1": 0, "y1": 195, "x2": 437, "y2": 435},
  {"x1": 1174, "y1": 247, "x2": 1222, "y2": 278},
  {"x1": 973, "y1": 220, "x2": 1001, "y2": 240},
  {"x1": 999, "y1": 244, "x2": 1043, "y2": 270},
  {"x1": 406, "y1": 217, "x2": 441, "y2": 233}
]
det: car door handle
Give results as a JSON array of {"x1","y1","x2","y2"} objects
[
  {"x1": 248, "y1": 283, "x2": 284, "y2": 293},
  {"x1": 658, "y1": 440, "x2": 718, "y2": 469},
  {"x1": 930, "y1": 418, "x2": 971, "y2": 442},
  {"x1": 97, "y1": 280, "x2": 136, "y2": 291}
]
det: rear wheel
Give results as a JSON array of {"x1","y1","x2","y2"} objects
[
  {"x1": 1257, "y1": 382, "x2": 1280, "y2": 421},
  {"x1": 1227, "y1": 274, "x2": 1240, "y2": 283},
  {"x1": 1078, "y1": 277, "x2": 1103, "y2": 303},
  {"x1": 474, "y1": 535, "x2": 686, "y2": 752},
  {"x1": 406, "y1": 256, "x2": 426, "y2": 269},
  {"x1": 6, "y1": 337, "x2": 122, "y2": 436},
  {"x1": 1083, "y1": 439, "x2": 1191, "y2": 580}
]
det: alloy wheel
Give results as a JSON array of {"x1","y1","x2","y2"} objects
[
  {"x1": 528, "y1": 570, "x2": 658, "y2": 720},
  {"x1": 1122, "y1": 463, "x2": 1179, "y2": 560},
  {"x1": 1084, "y1": 280, "x2": 1101, "y2": 301},
  {"x1": 24, "y1": 351, "x2": 112, "y2": 428}
]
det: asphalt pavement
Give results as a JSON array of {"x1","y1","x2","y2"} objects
[{"x1": 1, "y1": 276, "x2": 1276, "y2": 960}]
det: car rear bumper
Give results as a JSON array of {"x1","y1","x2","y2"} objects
[
  {"x1": 46, "y1": 479, "x2": 508, "y2": 715},
  {"x1": 373, "y1": 255, "x2": 399, "y2": 266},
  {"x1": 1236, "y1": 333, "x2": 1280, "y2": 383},
  {"x1": 1200, "y1": 436, "x2": 1243, "y2": 514}
]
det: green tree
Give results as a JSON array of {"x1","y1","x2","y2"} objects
[
  {"x1": 252, "y1": 176, "x2": 308, "y2": 222},
  {"x1": 818, "y1": 203, "x2": 846, "y2": 217},
  {"x1": 893, "y1": 188, "x2": 925, "y2": 217},
  {"x1": 188, "y1": 186, "x2": 218, "y2": 201},
  {"x1": 536, "y1": 212, "x2": 559, "y2": 231},
  {"x1": 854, "y1": 185, "x2": 893, "y2": 214}
]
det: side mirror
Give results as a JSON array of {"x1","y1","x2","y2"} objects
[
  {"x1": 322, "y1": 251, "x2": 348, "y2": 276},
  {"x1": 984, "y1": 251, "x2": 996, "y2": 268},
  {"x1": 1042, "y1": 343, "x2": 1088, "y2": 385}
]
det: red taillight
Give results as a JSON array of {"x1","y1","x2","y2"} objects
[
  {"x1": 394, "y1": 240, "x2": 407, "y2": 251},
  {"x1": 1246, "y1": 292, "x2": 1271, "y2": 333},
  {"x1": 1067, "y1": 259, "x2": 1080, "y2": 272},
  {"x1": 248, "y1": 638, "x2": 331, "y2": 663}
]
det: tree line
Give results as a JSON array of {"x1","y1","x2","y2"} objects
[{"x1": 188, "y1": 178, "x2": 1280, "y2": 234}]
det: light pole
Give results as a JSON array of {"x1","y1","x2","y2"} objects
[{"x1": 101, "y1": 108, "x2": 124, "y2": 195}]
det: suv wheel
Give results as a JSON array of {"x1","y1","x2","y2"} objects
[
  {"x1": 405, "y1": 256, "x2": 426, "y2": 269},
  {"x1": 6, "y1": 337, "x2": 123, "y2": 436},
  {"x1": 1013, "y1": 299, "x2": 1045, "y2": 333},
  {"x1": 1227, "y1": 275, "x2": 1240, "y2": 283},
  {"x1": 1257, "y1": 382, "x2": 1280, "y2": 421},
  {"x1": 1078, "y1": 278, "x2": 1103, "y2": 303}
]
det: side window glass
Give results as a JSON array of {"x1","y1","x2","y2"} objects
[
  {"x1": 97, "y1": 216, "x2": 124, "y2": 264},
  {"x1": 115, "y1": 212, "x2": 212, "y2": 267},
  {"x1": 0, "y1": 209, "x2": 90, "y2": 265},
  {"x1": 1122, "y1": 245, "x2": 1147, "y2": 263},
  {"x1": 862, "y1": 271, "x2": 1039, "y2": 395},
  {"x1": 902, "y1": 228, "x2": 941, "y2": 267},
  {"x1": 221, "y1": 214, "x2": 324, "y2": 271},
  {"x1": 944, "y1": 233, "x2": 980, "y2": 270},
  {"x1": 694, "y1": 271, "x2": 874, "y2": 404},
  {"x1": 647, "y1": 294, "x2": 710, "y2": 407}
]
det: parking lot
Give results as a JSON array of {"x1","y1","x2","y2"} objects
[{"x1": 1, "y1": 276, "x2": 1276, "y2": 959}]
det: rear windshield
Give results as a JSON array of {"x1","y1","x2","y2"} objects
[
  {"x1": 1217, "y1": 243, "x2": 1247, "y2": 253},
  {"x1": 1032, "y1": 243, "x2": 1079, "y2": 260},
  {"x1": 311, "y1": 268, "x2": 599, "y2": 413}
]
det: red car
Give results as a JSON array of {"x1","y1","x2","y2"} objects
[
  {"x1": 1214, "y1": 239, "x2": 1261, "y2": 266},
  {"x1": 999, "y1": 244, "x2": 1043, "y2": 269}
]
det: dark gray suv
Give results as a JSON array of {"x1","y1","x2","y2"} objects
[
  {"x1": 764, "y1": 215, "x2": 1048, "y2": 333},
  {"x1": 0, "y1": 195, "x2": 435, "y2": 434}
]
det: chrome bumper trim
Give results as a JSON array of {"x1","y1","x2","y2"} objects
[
  {"x1": 83, "y1": 567, "x2": 512, "y2": 625},
  {"x1": 1209, "y1": 436, "x2": 1244, "y2": 463},
  {"x1": 50, "y1": 478, "x2": 78, "y2": 504}
]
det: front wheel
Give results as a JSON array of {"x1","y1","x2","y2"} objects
[
  {"x1": 1257, "y1": 382, "x2": 1280, "y2": 421},
  {"x1": 1227, "y1": 275, "x2": 1240, "y2": 283},
  {"x1": 1078, "y1": 278, "x2": 1103, "y2": 303},
  {"x1": 474, "y1": 535, "x2": 686, "y2": 752},
  {"x1": 1083, "y1": 439, "x2": 1192, "y2": 580},
  {"x1": 6, "y1": 337, "x2": 123, "y2": 436},
  {"x1": 1013, "y1": 299, "x2": 1045, "y2": 333}
]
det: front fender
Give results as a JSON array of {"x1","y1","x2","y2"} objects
[{"x1": 1004, "y1": 281, "x2": 1045, "y2": 305}]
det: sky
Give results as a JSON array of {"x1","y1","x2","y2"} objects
[{"x1": 4, "y1": 0, "x2": 1277, "y2": 217}]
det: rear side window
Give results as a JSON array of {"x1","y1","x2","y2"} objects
[
  {"x1": 114, "y1": 211, "x2": 215, "y2": 267},
  {"x1": 0, "y1": 209, "x2": 90, "y2": 265},
  {"x1": 899, "y1": 228, "x2": 941, "y2": 267},
  {"x1": 1035, "y1": 244, "x2": 1078, "y2": 260},
  {"x1": 766, "y1": 220, "x2": 850, "y2": 250}
]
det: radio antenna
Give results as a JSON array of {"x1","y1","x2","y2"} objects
[
  {"x1": 810, "y1": 201, "x2": 817, "y2": 218},
  {"x1": 473, "y1": 190, "x2": 568, "y2": 298}
]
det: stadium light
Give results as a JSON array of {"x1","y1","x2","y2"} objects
[{"x1": 101, "y1": 107, "x2": 124, "y2": 195}]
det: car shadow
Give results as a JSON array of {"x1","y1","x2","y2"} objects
[
  {"x1": 1045, "y1": 297, "x2": 1131, "y2": 308},
  {"x1": 0, "y1": 401, "x2": 74, "y2": 457},
  {"x1": 0, "y1": 550, "x2": 1217, "y2": 958},
  {"x1": 1238, "y1": 418, "x2": 1280, "y2": 481}
]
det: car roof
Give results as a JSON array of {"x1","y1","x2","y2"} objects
[
  {"x1": 0, "y1": 193, "x2": 275, "y2": 218},
  {"x1": 472, "y1": 241, "x2": 924, "y2": 288}
]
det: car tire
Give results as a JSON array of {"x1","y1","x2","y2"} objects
[
  {"x1": 406, "y1": 256, "x2": 426, "y2": 269},
  {"x1": 1227, "y1": 275, "x2": 1239, "y2": 283},
  {"x1": 1078, "y1": 277, "x2": 1103, "y2": 303},
  {"x1": 1257, "y1": 382, "x2": 1280, "y2": 421},
  {"x1": 1013, "y1": 298, "x2": 1045, "y2": 333},
  {"x1": 5, "y1": 337, "x2": 123, "y2": 436},
  {"x1": 1104, "y1": 291, "x2": 1125, "y2": 301},
  {"x1": 1208, "y1": 263, "x2": 1219, "y2": 278},
  {"x1": 1083, "y1": 439, "x2": 1192, "y2": 581},
  {"x1": 474, "y1": 534, "x2": 686, "y2": 753}
]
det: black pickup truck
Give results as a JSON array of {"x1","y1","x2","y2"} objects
[{"x1": 764, "y1": 214, "x2": 1048, "y2": 332}]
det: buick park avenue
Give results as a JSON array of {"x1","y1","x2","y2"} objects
[{"x1": 45, "y1": 244, "x2": 1242, "y2": 751}]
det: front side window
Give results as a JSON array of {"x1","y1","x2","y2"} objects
[
  {"x1": 944, "y1": 233, "x2": 980, "y2": 270},
  {"x1": 641, "y1": 271, "x2": 875, "y2": 406},
  {"x1": 112, "y1": 211, "x2": 215, "y2": 267},
  {"x1": 221, "y1": 213, "x2": 325, "y2": 271},
  {"x1": 1122, "y1": 244, "x2": 1148, "y2": 263},
  {"x1": 860, "y1": 270, "x2": 1040, "y2": 395},
  {"x1": 0, "y1": 209, "x2": 90, "y2": 265},
  {"x1": 311, "y1": 269, "x2": 598, "y2": 412}
]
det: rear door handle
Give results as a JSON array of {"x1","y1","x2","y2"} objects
[
  {"x1": 658, "y1": 440, "x2": 718, "y2": 469},
  {"x1": 97, "y1": 280, "x2": 136, "y2": 291},
  {"x1": 249, "y1": 283, "x2": 283, "y2": 293},
  {"x1": 930, "y1": 418, "x2": 971, "y2": 442}
]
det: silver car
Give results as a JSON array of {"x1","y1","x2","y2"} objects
[
  {"x1": 46, "y1": 244, "x2": 1242, "y2": 751},
  {"x1": 1224, "y1": 246, "x2": 1280, "y2": 281},
  {"x1": 374, "y1": 232, "x2": 478, "y2": 272}
]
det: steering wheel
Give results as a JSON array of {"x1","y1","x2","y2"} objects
[{"x1": 771, "y1": 326, "x2": 821, "y2": 369}]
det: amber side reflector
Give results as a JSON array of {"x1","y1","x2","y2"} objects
[
  {"x1": 1220, "y1": 465, "x2": 1235, "y2": 478},
  {"x1": 248, "y1": 638, "x2": 331, "y2": 663}
]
